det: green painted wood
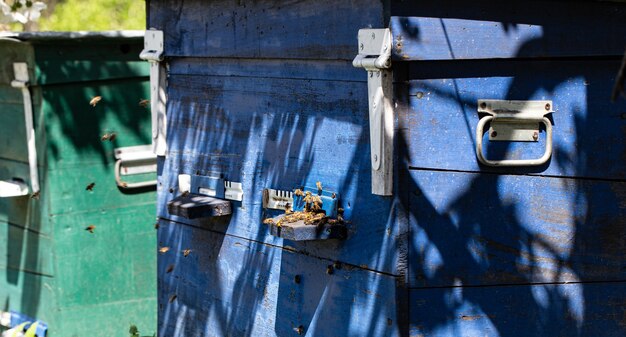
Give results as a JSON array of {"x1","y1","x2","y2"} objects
[
  {"x1": 0, "y1": 34, "x2": 156, "y2": 337},
  {"x1": 0, "y1": 221, "x2": 53, "y2": 276},
  {"x1": 41, "y1": 78, "x2": 151, "y2": 169}
]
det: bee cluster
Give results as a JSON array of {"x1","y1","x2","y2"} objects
[{"x1": 263, "y1": 182, "x2": 344, "y2": 227}]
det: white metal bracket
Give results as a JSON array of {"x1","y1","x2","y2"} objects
[
  {"x1": 9, "y1": 62, "x2": 39, "y2": 195},
  {"x1": 353, "y1": 28, "x2": 394, "y2": 196},
  {"x1": 476, "y1": 99, "x2": 554, "y2": 167},
  {"x1": 140, "y1": 30, "x2": 167, "y2": 156}
]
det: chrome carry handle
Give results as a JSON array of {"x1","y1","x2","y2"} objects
[
  {"x1": 475, "y1": 100, "x2": 554, "y2": 167},
  {"x1": 114, "y1": 145, "x2": 157, "y2": 190}
]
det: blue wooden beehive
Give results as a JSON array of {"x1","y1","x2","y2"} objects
[{"x1": 148, "y1": 0, "x2": 626, "y2": 336}]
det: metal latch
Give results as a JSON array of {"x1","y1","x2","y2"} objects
[
  {"x1": 3, "y1": 63, "x2": 39, "y2": 197},
  {"x1": 476, "y1": 100, "x2": 554, "y2": 167},
  {"x1": 114, "y1": 145, "x2": 157, "y2": 190},
  {"x1": 139, "y1": 29, "x2": 167, "y2": 156},
  {"x1": 168, "y1": 174, "x2": 243, "y2": 219},
  {"x1": 353, "y1": 28, "x2": 394, "y2": 196}
]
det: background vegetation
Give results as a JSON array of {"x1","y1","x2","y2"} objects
[{"x1": 4, "y1": 0, "x2": 145, "y2": 31}]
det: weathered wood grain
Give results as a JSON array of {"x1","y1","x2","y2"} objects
[
  {"x1": 148, "y1": 0, "x2": 383, "y2": 59},
  {"x1": 156, "y1": 64, "x2": 405, "y2": 275},
  {"x1": 406, "y1": 169, "x2": 626, "y2": 288},
  {"x1": 409, "y1": 282, "x2": 626, "y2": 337},
  {"x1": 391, "y1": 0, "x2": 626, "y2": 60},
  {"x1": 403, "y1": 59, "x2": 626, "y2": 180},
  {"x1": 157, "y1": 218, "x2": 401, "y2": 337}
]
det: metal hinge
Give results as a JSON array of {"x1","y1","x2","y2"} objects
[
  {"x1": 114, "y1": 145, "x2": 157, "y2": 190},
  {"x1": 6, "y1": 63, "x2": 39, "y2": 196},
  {"x1": 476, "y1": 99, "x2": 554, "y2": 167},
  {"x1": 353, "y1": 28, "x2": 394, "y2": 196},
  {"x1": 139, "y1": 29, "x2": 167, "y2": 156}
]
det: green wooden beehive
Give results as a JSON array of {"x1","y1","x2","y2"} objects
[{"x1": 0, "y1": 32, "x2": 156, "y2": 337}]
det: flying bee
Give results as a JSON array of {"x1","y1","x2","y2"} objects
[
  {"x1": 182, "y1": 249, "x2": 192, "y2": 257},
  {"x1": 108, "y1": 132, "x2": 117, "y2": 142},
  {"x1": 89, "y1": 96, "x2": 102, "y2": 107},
  {"x1": 85, "y1": 182, "x2": 95, "y2": 191},
  {"x1": 316, "y1": 181, "x2": 323, "y2": 191},
  {"x1": 101, "y1": 132, "x2": 117, "y2": 142},
  {"x1": 158, "y1": 247, "x2": 170, "y2": 254},
  {"x1": 154, "y1": 222, "x2": 160, "y2": 229},
  {"x1": 85, "y1": 225, "x2": 96, "y2": 233},
  {"x1": 168, "y1": 294, "x2": 177, "y2": 303},
  {"x1": 166, "y1": 264, "x2": 175, "y2": 273},
  {"x1": 138, "y1": 99, "x2": 150, "y2": 107},
  {"x1": 30, "y1": 190, "x2": 40, "y2": 200}
]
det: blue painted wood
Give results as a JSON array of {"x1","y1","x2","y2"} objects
[
  {"x1": 404, "y1": 59, "x2": 626, "y2": 180},
  {"x1": 155, "y1": 61, "x2": 406, "y2": 276},
  {"x1": 148, "y1": 0, "x2": 383, "y2": 59},
  {"x1": 409, "y1": 282, "x2": 626, "y2": 337},
  {"x1": 405, "y1": 169, "x2": 626, "y2": 288},
  {"x1": 157, "y1": 218, "x2": 401, "y2": 337},
  {"x1": 390, "y1": 0, "x2": 626, "y2": 60}
]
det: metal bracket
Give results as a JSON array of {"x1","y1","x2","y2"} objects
[
  {"x1": 353, "y1": 28, "x2": 393, "y2": 196},
  {"x1": 476, "y1": 99, "x2": 554, "y2": 167},
  {"x1": 114, "y1": 145, "x2": 157, "y2": 190},
  {"x1": 177, "y1": 174, "x2": 243, "y2": 202},
  {"x1": 139, "y1": 30, "x2": 167, "y2": 156},
  {"x1": 10, "y1": 63, "x2": 39, "y2": 195}
]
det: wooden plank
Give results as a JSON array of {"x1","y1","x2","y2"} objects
[
  {"x1": 0, "y1": 266, "x2": 55, "y2": 326},
  {"x1": 53, "y1": 298, "x2": 157, "y2": 337},
  {"x1": 403, "y1": 59, "x2": 626, "y2": 180},
  {"x1": 156, "y1": 67, "x2": 405, "y2": 275},
  {"x1": 409, "y1": 282, "x2": 626, "y2": 337},
  {"x1": 41, "y1": 78, "x2": 151, "y2": 169},
  {"x1": 148, "y1": 0, "x2": 383, "y2": 59},
  {"x1": 157, "y1": 218, "x2": 402, "y2": 337},
  {"x1": 51, "y1": 204, "x2": 156, "y2": 308},
  {"x1": 406, "y1": 169, "x2": 626, "y2": 287},
  {"x1": 390, "y1": 0, "x2": 626, "y2": 60},
  {"x1": 47, "y1": 162, "x2": 155, "y2": 215},
  {"x1": 0, "y1": 90, "x2": 29, "y2": 163},
  {"x1": 0, "y1": 221, "x2": 53, "y2": 276}
]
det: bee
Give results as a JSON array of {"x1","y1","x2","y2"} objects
[
  {"x1": 168, "y1": 294, "x2": 177, "y2": 303},
  {"x1": 158, "y1": 247, "x2": 170, "y2": 254},
  {"x1": 89, "y1": 96, "x2": 102, "y2": 107},
  {"x1": 101, "y1": 132, "x2": 117, "y2": 142},
  {"x1": 139, "y1": 99, "x2": 150, "y2": 107},
  {"x1": 294, "y1": 189, "x2": 304, "y2": 197},
  {"x1": 316, "y1": 181, "x2": 323, "y2": 191},
  {"x1": 30, "y1": 190, "x2": 40, "y2": 200},
  {"x1": 85, "y1": 182, "x2": 95, "y2": 191},
  {"x1": 154, "y1": 222, "x2": 160, "y2": 229},
  {"x1": 181, "y1": 191, "x2": 190, "y2": 197},
  {"x1": 166, "y1": 264, "x2": 175, "y2": 273},
  {"x1": 85, "y1": 225, "x2": 96, "y2": 233},
  {"x1": 120, "y1": 182, "x2": 128, "y2": 188},
  {"x1": 263, "y1": 218, "x2": 275, "y2": 225},
  {"x1": 182, "y1": 249, "x2": 192, "y2": 257},
  {"x1": 294, "y1": 325, "x2": 304, "y2": 335},
  {"x1": 108, "y1": 133, "x2": 117, "y2": 142}
]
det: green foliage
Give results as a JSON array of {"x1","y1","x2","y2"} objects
[{"x1": 37, "y1": 0, "x2": 145, "y2": 31}]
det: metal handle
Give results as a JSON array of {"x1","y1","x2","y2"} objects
[
  {"x1": 476, "y1": 116, "x2": 553, "y2": 167},
  {"x1": 115, "y1": 159, "x2": 157, "y2": 190}
]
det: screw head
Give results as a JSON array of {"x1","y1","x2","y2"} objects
[
  {"x1": 480, "y1": 102, "x2": 487, "y2": 109},
  {"x1": 545, "y1": 103, "x2": 551, "y2": 111},
  {"x1": 533, "y1": 132, "x2": 539, "y2": 141},
  {"x1": 359, "y1": 43, "x2": 364, "y2": 50},
  {"x1": 491, "y1": 131, "x2": 498, "y2": 138},
  {"x1": 373, "y1": 154, "x2": 378, "y2": 162},
  {"x1": 371, "y1": 33, "x2": 376, "y2": 39}
]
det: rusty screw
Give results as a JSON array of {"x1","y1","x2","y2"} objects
[
  {"x1": 533, "y1": 132, "x2": 539, "y2": 141},
  {"x1": 491, "y1": 131, "x2": 498, "y2": 138},
  {"x1": 480, "y1": 102, "x2": 487, "y2": 110},
  {"x1": 545, "y1": 103, "x2": 551, "y2": 111}
]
